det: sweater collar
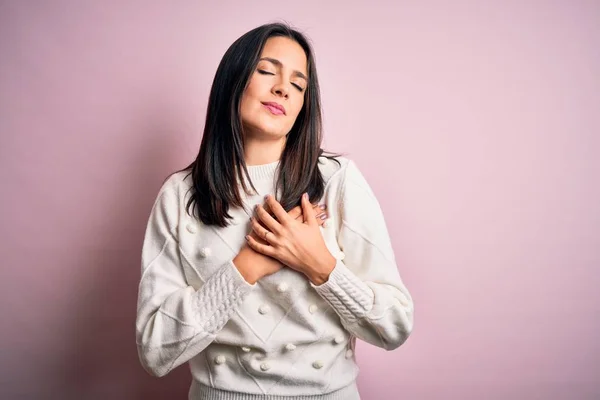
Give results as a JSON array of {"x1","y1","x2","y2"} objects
[{"x1": 245, "y1": 159, "x2": 280, "y2": 181}]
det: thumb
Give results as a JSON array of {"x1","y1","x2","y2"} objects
[{"x1": 301, "y1": 193, "x2": 317, "y2": 226}]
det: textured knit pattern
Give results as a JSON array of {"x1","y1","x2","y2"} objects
[
  {"x1": 311, "y1": 261, "x2": 374, "y2": 321},
  {"x1": 135, "y1": 156, "x2": 415, "y2": 399},
  {"x1": 193, "y1": 260, "x2": 253, "y2": 333}
]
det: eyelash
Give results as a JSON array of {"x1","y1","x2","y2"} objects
[{"x1": 257, "y1": 70, "x2": 304, "y2": 92}]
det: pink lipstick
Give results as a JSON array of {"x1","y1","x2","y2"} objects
[{"x1": 262, "y1": 102, "x2": 286, "y2": 115}]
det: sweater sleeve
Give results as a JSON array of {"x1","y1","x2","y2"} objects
[
  {"x1": 135, "y1": 180, "x2": 255, "y2": 377},
  {"x1": 310, "y1": 160, "x2": 415, "y2": 350}
]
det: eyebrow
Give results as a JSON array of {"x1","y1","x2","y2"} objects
[{"x1": 258, "y1": 57, "x2": 308, "y2": 81}]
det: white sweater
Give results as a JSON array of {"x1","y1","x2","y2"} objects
[{"x1": 136, "y1": 156, "x2": 414, "y2": 400}]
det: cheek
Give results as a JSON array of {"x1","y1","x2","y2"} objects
[
  {"x1": 239, "y1": 94, "x2": 250, "y2": 121},
  {"x1": 240, "y1": 88, "x2": 260, "y2": 120},
  {"x1": 241, "y1": 79, "x2": 258, "y2": 105},
  {"x1": 289, "y1": 99, "x2": 305, "y2": 120}
]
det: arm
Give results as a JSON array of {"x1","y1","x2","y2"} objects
[
  {"x1": 310, "y1": 160, "x2": 415, "y2": 350},
  {"x1": 135, "y1": 182, "x2": 255, "y2": 377}
]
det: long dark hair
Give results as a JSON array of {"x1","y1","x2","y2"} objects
[{"x1": 177, "y1": 22, "x2": 341, "y2": 227}]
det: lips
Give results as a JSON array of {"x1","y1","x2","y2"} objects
[{"x1": 262, "y1": 102, "x2": 286, "y2": 115}]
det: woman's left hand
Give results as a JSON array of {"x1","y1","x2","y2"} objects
[{"x1": 246, "y1": 193, "x2": 336, "y2": 285}]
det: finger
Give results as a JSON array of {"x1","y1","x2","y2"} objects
[
  {"x1": 312, "y1": 204, "x2": 324, "y2": 219},
  {"x1": 263, "y1": 202, "x2": 272, "y2": 215},
  {"x1": 250, "y1": 217, "x2": 279, "y2": 245},
  {"x1": 246, "y1": 235, "x2": 277, "y2": 258},
  {"x1": 295, "y1": 204, "x2": 322, "y2": 222},
  {"x1": 316, "y1": 213, "x2": 327, "y2": 226},
  {"x1": 265, "y1": 195, "x2": 291, "y2": 225},
  {"x1": 263, "y1": 202, "x2": 281, "y2": 219},
  {"x1": 255, "y1": 204, "x2": 283, "y2": 234},
  {"x1": 301, "y1": 193, "x2": 318, "y2": 226},
  {"x1": 250, "y1": 232, "x2": 268, "y2": 245},
  {"x1": 314, "y1": 203, "x2": 327, "y2": 217}
]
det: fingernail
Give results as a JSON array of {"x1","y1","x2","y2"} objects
[
  {"x1": 264, "y1": 194, "x2": 270, "y2": 200},
  {"x1": 320, "y1": 214, "x2": 327, "y2": 220},
  {"x1": 303, "y1": 193, "x2": 308, "y2": 200},
  {"x1": 245, "y1": 235, "x2": 250, "y2": 241},
  {"x1": 320, "y1": 204, "x2": 327, "y2": 209}
]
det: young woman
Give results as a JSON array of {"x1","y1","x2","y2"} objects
[{"x1": 136, "y1": 22, "x2": 414, "y2": 400}]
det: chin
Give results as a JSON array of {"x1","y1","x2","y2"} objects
[
  {"x1": 260, "y1": 130, "x2": 287, "y2": 139},
  {"x1": 245, "y1": 123, "x2": 289, "y2": 139}
]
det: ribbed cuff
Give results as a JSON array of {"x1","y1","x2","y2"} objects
[
  {"x1": 310, "y1": 260, "x2": 374, "y2": 321},
  {"x1": 192, "y1": 260, "x2": 255, "y2": 333},
  {"x1": 191, "y1": 380, "x2": 360, "y2": 400}
]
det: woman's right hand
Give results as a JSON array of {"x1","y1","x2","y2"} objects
[{"x1": 233, "y1": 202, "x2": 328, "y2": 284}]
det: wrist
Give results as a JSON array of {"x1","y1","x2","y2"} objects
[
  {"x1": 306, "y1": 254, "x2": 336, "y2": 286},
  {"x1": 233, "y1": 248, "x2": 260, "y2": 284}
]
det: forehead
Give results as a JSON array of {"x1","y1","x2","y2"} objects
[{"x1": 259, "y1": 36, "x2": 308, "y2": 75}]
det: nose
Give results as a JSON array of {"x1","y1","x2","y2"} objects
[{"x1": 271, "y1": 81, "x2": 289, "y2": 99}]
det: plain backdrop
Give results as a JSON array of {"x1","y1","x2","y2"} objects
[{"x1": 1, "y1": 1, "x2": 598, "y2": 399}]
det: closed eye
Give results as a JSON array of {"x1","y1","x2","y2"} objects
[{"x1": 258, "y1": 70, "x2": 305, "y2": 92}]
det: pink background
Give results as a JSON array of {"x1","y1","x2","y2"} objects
[{"x1": 1, "y1": 1, "x2": 598, "y2": 399}]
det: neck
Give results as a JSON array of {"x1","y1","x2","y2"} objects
[{"x1": 244, "y1": 135, "x2": 286, "y2": 166}]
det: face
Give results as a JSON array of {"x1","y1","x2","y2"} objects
[{"x1": 240, "y1": 36, "x2": 308, "y2": 140}]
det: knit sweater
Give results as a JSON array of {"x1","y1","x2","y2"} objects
[{"x1": 135, "y1": 156, "x2": 414, "y2": 400}]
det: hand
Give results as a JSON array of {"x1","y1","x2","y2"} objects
[
  {"x1": 246, "y1": 193, "x2": 336, "y2": 285},
  {"x1": 234, "y1": 200, "x2": 329, "y2": 283},
  {"x1": 264, "y1": 202, "x2": 328, "y2": 226}
]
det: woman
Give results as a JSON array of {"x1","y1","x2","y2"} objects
[{"x1": 136, "y1": 22, "x2": 414, "y2": 400}]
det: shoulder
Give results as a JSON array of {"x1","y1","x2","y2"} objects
[
  {"x1": 318, "y1": 155, "x2": 351, "y2": 185},
  {"x1": 319, "y1": 155, "x2": 378, "y2": 202},
  {"x1": 152, "y1": 169, "x2": 193, "y2": 208},
  {"x1": 318, "y1": 155, "x2": 368, "y2": 188}
]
